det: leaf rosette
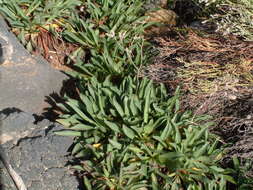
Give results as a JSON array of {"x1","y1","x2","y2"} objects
[{"x1": 56, "y1": 76, "x2": 234, "y2": 189}]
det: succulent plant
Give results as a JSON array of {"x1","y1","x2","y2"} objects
[
  {"x1": 0, "y1": 0, "x2": 81, "y2": 50},
  {"x1": 56, "y1": 76, "x2": 234, "y2": 189},
  {"x1": 62, "y1": 0, "x2": 151, "y2": 79}
]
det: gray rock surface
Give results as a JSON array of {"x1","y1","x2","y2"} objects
[
  {"x1": 0, "y1": 109, "x2": 36, "y2": 144},
  {"x1": 0, "y1": 15, "x2": 67, "y2": 114},
  {"x1": 0, "y1": 13, "x2": 78, "y2": 190},
  {"x1": 0, "y1": 160, "x2": 16, "y2": 190},
  {"x1": 0, "y1": 110, "x2": 79, "y2": 190}
]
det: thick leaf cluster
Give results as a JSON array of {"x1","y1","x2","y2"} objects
[
  {"x1": 57, "y1": 77, "x2": 234, "y2": 189},
  {"x1": 0, "y1": 0, "x2": 80, "y2": 31},
  {"x1": 63, "y1": 0, "x2": 151, "y2": 79},
  {"x1": 0, "y1": 0, "x2": 81, "y2": 50}
]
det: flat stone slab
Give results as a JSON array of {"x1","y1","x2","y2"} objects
[
  {"x1": 0, "y1": 110, "x2": 79, "y2": 190},
  {"x1": 0, "y1": 15, "x2": 78, "y2": 190},
  {"x1": 0, "y1": 15, "x2": 67, "y2": 114}
]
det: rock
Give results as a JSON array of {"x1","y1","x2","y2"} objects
[
  {"x1": 0, "y1": 110, "x2": 79, "y2": 190},
  {"x1": 143, "y1": 0, "x2": 177, "y2": 26},
  {"x1": 0, "y1": 108, "x2": 36, "y2": 144},
  {"x1": 145, "y1": 9, "x2": 178, "y2": 26},
  {"x1": 143, "y1": 0, "x2": 168, "y2": 10},
  {"x1": 0, "y1": 160, "x2": 17, "y2": 190},
  {"x1": 144, "y1": 8, "x2": 178, "y2": 36},
  {"x1": 0, "y1": 15, "x2": 67, "y2": 114}
]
